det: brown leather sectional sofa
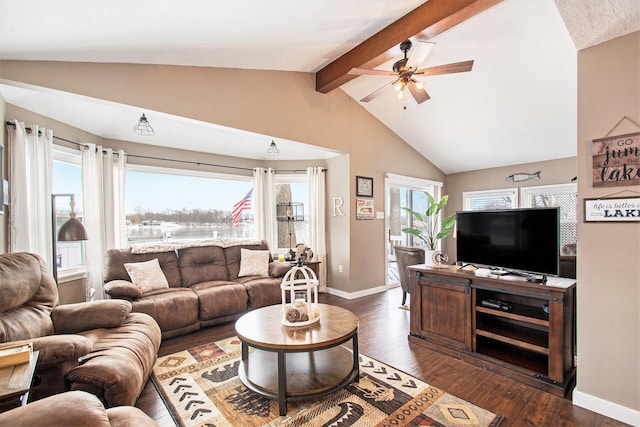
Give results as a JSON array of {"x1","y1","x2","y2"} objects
[
  {"x1": 0, "y1": 252, "x2": 161, "y2": 408},
  {"x1": 103, "y1": 240, "x2": 291, "y2": 339}
]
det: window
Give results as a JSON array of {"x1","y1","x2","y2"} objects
[
  {"x1": 462, "y1": 183, "x2": 577, "y2": 253},
  {"x1": 125, "y1": 165, "x2": 253, "y2": 245},
  {"x1": 385, "y1": 174, "x2": 441, "y2": 250},
  {"x1": 521, "y1": 183, "x2": 577, "y2": 251},
  {"x1": 275, "y1": 175, "x2": 308, "y2": 254},
  {"x1": 462, "y1": 188, "x2": 518, "y2": 211},
  {"x1": 52, "y1": 148, "x2": 86, "y2": 279}
]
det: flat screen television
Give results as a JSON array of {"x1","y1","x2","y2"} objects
[{"x1": 456, "y1": 207, "x2": 560, "y2": 277}]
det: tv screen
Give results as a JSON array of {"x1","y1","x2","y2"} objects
[{"x1": 456, "y1": 207, "x2": 560, "y2": 276}]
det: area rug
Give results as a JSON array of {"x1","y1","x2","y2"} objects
[{"x1": 152, "y1": 336, "x2": 503, "y2": 427}]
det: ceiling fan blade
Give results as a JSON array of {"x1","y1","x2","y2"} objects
[
  {"x1": 360, "y1": 81, "x2": 394, "y2": 103},
  {"x1": 406, "y1": 41, "x2": 436, "y2": 70},
  {"x1": 407, "y1": 83, "x2": 431, "y2": 104},
  {"x1": 414, "y1": 60, "x2": 474, "y2": 76},
  {"x1": 349, "y1": 67, "x2": 397, "y2": 77}
]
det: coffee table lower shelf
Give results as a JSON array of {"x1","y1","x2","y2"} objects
[{"x1": 238, "y1": 345, "x2": 358, "y2": 415}]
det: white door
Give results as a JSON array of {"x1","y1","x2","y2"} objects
[{"x1": 385, "y1": 174, "x2": 441, "y2": 287}]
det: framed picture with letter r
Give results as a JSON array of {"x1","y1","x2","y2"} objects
[{"x1": 356, "y1": 176, "x2": 373, "y2": 198}]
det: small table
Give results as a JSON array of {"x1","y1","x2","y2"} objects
[
  {"x1": 235, "y1": 304, "x2": 359, "y2": 416},
  {"x1": 0, "y1": 351, "x2": 38, "y2": 413}
]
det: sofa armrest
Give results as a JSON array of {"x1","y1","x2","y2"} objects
[
  {"x1": 269, "y1": 261, "x2": 291, "y2": 278},
  {"x1": 52, "y1": 300, "x2": 133, "y2": 334},
  {"x1": 104, "y1": 279, "x2": 143, "y2": 300},
  {"x1": 0, "y1": 335, "x2": 92, "y2": 366},
  {"x1": 0, "y1": 390, "x2": 114, "y2": 427}
]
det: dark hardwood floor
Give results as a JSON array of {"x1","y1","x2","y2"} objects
[{"x1": 136, "y1": 287, "x2": 629, "y2": 427}]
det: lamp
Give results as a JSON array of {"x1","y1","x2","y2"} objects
[
  {"x1": 266, "y1": 140, "x2": 280, "y2": 156},
  {"x1": 51, "y1": 194, "x2": 89, "y2": 284},
  {"x1": 276, "y1": 202, "x2": 304, "y2": 259},
  {"x1": 133, "y1": 113, "x2": 155, "y2": 136}
]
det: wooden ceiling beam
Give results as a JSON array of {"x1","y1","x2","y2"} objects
[{"x1": 315, "y1": 0, "x2": 502, "y2": 94}]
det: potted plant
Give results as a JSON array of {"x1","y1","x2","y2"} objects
[{"x1": 401, "y1": 192, "x2": 456, "y2": 263}]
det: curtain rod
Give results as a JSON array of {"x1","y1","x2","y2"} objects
[{"x1": 5, "y1": 121, "x2": 317, "y2": 174}]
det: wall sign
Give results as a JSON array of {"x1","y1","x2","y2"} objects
[
  {"x1": 592, "y1": 132, "x2": 640, "y2": 187},
  {"x1": 584, "y1": 197, "x2": 640, "y2": 222},
  {"x1": 356, "y1": 198, "x2": 374, "y2": 220},
  {"x1": 332, "y1": 197, "x2": 344, "y2": 216},
  {"x1": 356, "y1": 176, "x2": 373, "y2": 197}
]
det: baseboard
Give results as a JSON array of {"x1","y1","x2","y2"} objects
[
  {"x1": 325, "y1": 285, "x2": 387, "y2": 300},
  {"x1": 573, "y1": 389, "x2": 640, "y2": 426}
]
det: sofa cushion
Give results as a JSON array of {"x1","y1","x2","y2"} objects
[
  {"x1": 71, "y1": 312, "x2": 161, "y2": 407},
  {"x1": 224, "y1": 241, "x2": 271, "y2": 280},
  {"x1": 129, "y1": 288, "x2": 199, "y2": 335},
  {"x1": 238, "y1": 248, "x2": 270, "y2": 277},
  {"x1": 190, "y1": 281, "x2": 248, "y2": 320},
  {"x1": 104, "y1": 249, "x2": 182, "y2": 288},
  {"x1": 242, "y1": 277, "x2": 285, "y2": 309},
  {"x1": 124, "y1": 259, "x2": 170, "y2": 293},
  {"x1": 0, "y1": 252, "x2": 58, "y2": 342},
  {"x1": 177, "y1": 245, "x2": 229, "y2": 286}
]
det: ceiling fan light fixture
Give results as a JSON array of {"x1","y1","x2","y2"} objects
[
  {"x1": 397, "y1": 89, "x2": 404, "y2": 101},
  {"x1": 133, "y1": 113, "x2": 155, "y2": 136},
  {"x1": 266, "y1": 140, "x2": 280, "y2": 156},
  {"x1": 413, "y1": 80, "x2": 424, "y2": 90},
  {"x1": 393, "y1": 81, "x2": 404, "y2": 92}
]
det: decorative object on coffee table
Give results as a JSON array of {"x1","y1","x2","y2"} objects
[{"x1": 280, "y1": 265, "x2": 320, "y2": 326}]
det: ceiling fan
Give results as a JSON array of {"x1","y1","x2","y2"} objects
[{"x1": 349, "y1": 39, "x2": 474, "y2": 104}]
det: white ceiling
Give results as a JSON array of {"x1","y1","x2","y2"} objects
[{"x1": 0, "y1": 0, "x2": 638, "y2": 173}]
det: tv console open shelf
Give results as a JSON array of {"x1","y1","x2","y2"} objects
[{"x1": 408, "y1": 265, "x2": 576, "y2": 397}]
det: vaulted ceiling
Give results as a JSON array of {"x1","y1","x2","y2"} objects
[{"x1": 0, "y1": 0, "x2": 638, "y2": 173}]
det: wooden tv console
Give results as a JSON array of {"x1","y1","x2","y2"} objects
[{"x1": 407, "y1": 264, "x2": 576, "y2": 397}]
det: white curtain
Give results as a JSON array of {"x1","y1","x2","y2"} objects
[
  {"x1": 307, "y1": 167, "x2": 327, "y2": 291},
  {"x1": 82, "y1": 144, "x2": 127, "y2": 300},
  {"x1": 7, "y1": 121, "x2": 53, "y2": 263},
  {"x1": 253, "y1": 167, "x2": 276, "y2": 251}
]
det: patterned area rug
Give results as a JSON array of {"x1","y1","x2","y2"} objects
[{"x1": 152, "y1": 336, "x2": 503, "y2": 427}]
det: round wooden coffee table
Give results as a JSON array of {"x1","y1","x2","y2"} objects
[{"x1": 235, "y1": 304, "x2": 359, "y2": 416}]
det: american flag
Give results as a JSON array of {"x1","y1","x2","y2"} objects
[{"x1": 231, "y1": 188, "x2": 253, "y2": 225}]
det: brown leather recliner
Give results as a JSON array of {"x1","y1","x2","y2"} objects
[
  {"x1": 394, "y1": 246, "x2": 425, "y2": 306},
  {"x1": 0, "y1": 390, "x2": 158, "y2": 426},
  {"x1": 0, "y1": 252, "x2": 161, "y2": 407}
]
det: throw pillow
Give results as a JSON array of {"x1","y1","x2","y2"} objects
[
  {"x1": 238, "y1": 249, "x2": 270, "y2": 277},
  {"x1": 124, "y1": 258, "x2": 170, "y2": 293}
]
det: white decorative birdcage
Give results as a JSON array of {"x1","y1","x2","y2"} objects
[{"x1": 280, "y1": 265, "x2": 320, "y2": 326}]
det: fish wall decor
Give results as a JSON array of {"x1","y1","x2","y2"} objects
[{"x1": 506, "y1": 171, "x2": 541, "y2": 182}]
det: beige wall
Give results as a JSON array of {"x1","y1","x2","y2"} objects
[
  {"x1": 0, "y1": 62, "x2": 443, "y2": 294},
  {"x1": 573, "y1": 30, "x2": 640, "y2": 420},
  {"x1": 445, "y1": 156, "x2": 577, "y2": 261}
]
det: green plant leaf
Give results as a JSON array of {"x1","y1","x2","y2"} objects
[
  {"x1": 402, "y1": 207, "x2": 424, "y2": 223},
  {"x1": 436, "y1": 228, "x2": 453, "y2": 239},
  {"x1": 441, "y1": 214, "x2": 456, "y2": 230}
]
